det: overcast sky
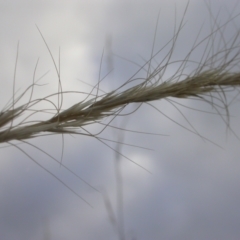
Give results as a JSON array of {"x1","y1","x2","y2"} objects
[{"x1": 1, "y1": 0, "x2": 240, "y2": 240}]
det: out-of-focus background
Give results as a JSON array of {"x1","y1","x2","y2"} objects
[{"x1": 1, "y1": 0, "x2": 240, "y2": 239}]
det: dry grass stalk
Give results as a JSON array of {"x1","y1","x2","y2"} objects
[
  {"x1": 1, "y1": 4, "x2": 240, "y2": 146},
  {"x1": 1, "y1": 3, "x2": 240, "y2": 207},
  {"x1": 1, "y1": 66, "x2": 240, "y2": 144}
]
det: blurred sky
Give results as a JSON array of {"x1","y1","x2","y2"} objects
[{"x1": 1, "y1": 0, "x2": 240, "y2": 240}]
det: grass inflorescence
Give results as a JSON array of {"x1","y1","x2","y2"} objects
[{"x1": 1, "y1": 2, "x2": 240, "y2": 205}]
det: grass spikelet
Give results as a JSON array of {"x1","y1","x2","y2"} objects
[
  {"x1": 1, "y1": 2, "x2": 240, "y2": 186},
  {"x1": 1, "y1": 51, "x2": 240, "y2": 143}
]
